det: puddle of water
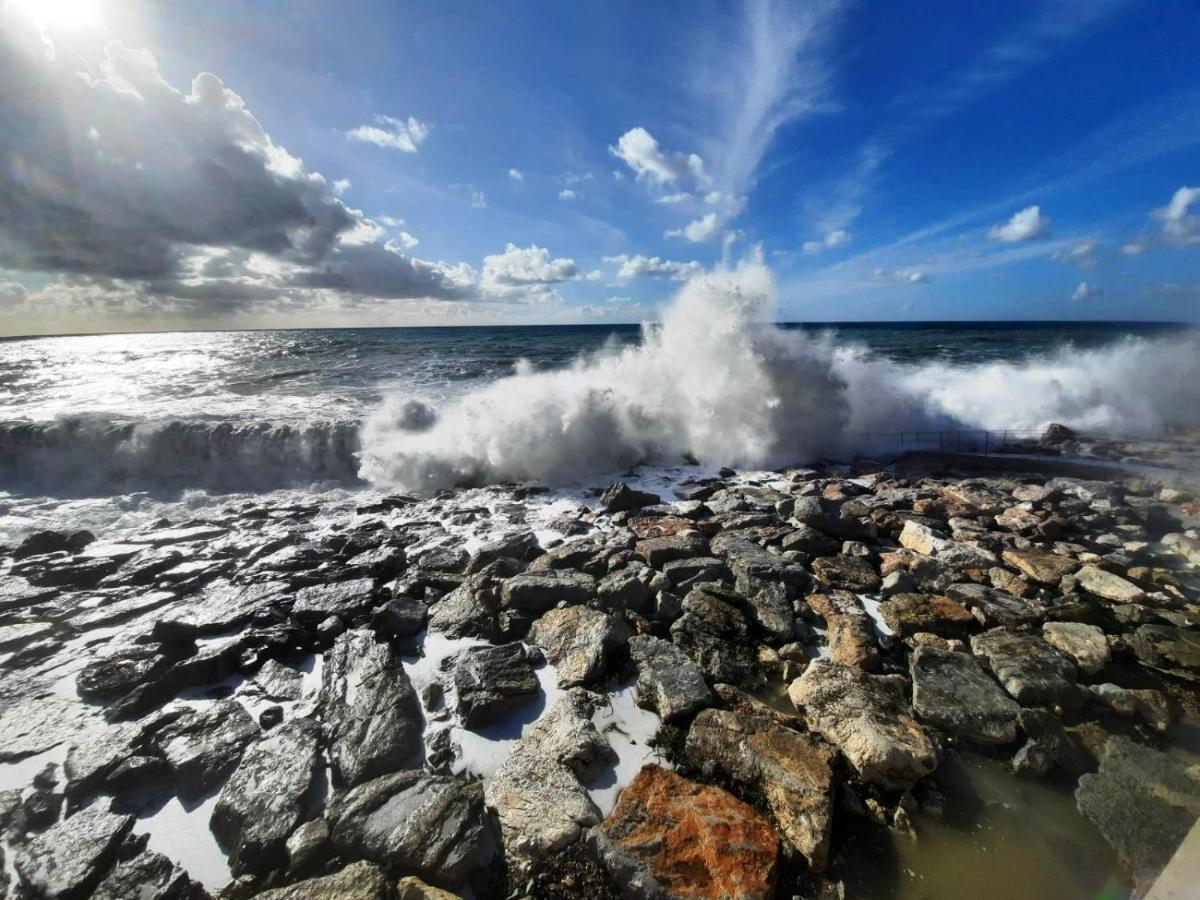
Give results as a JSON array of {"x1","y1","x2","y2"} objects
[{"x1": 129, "y1": 790, "x2": 231, "y2": 894}]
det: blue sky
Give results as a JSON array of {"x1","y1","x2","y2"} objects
[{"x1": 0, "y1": 0, "x2": 1198, "y2": 334}]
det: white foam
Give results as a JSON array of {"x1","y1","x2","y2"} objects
[
  {"x1": 131, "y1": 791, "x2": 231, "y2": 893},
  {"x1": 587, "y1": 681, "x2": 666, "y2": 817}
]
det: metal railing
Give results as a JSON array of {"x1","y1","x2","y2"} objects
[{"x1": 853, "y1": 429, "x2": 1066, "y2": 457}]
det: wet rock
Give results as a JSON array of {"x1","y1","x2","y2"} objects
[
  {"x1": 500, "y1": 571, "x2": 596, "y2": 615},
  {"x1": 600, "y1": 482, "x2": 661, "y2": 513},
  {"x1": 286, "y1": 817, "x2": 330, "y2": 873},
  {"x1": 944, "y1": 582, "x2": 1040, "y2": 627},
  {"x1": 292, "y1": 578, "x2": 381, "y2": 625},
  {"x1": 628, "y1": 634, "x2": 712, "y2": 722},
  {"x1": 1014, "y1": 709, "x2": 1089, "y2": 777},
  {"x1": 807, "y1": 591, "x2": 880, "y2": 671},
  {"x1": 371, "y1": 595, "x2": 427, "y2": 640},
  {"x1": 685, "y1": 709, "x2": 835, "y2": 869},
  {"x1": 596, "y1": 569, "x2": 652, "y2": 614},
  {"x1": 13, "y1": 530, "x2": 91, "y2": 560},
  {"x1": 155, "y1": 580, "x2": 289, "y2": 638},
  {"x1": 0, "y1": 576, "x2": 57, "y2": 615},
  {"x1": 811, "y1": 555, "x2": 882, "y2": 592},
  {"x1": 250, "y1": 659, "x2": 304, "y2": 701},
  {"x1": 789, "y1": 659, "x2": 937, "y2": 789},
  {"x1": 211, "y1": 718, "x2": 320, "y2": 876},
  {"x1": 709, "y1": 533, "x2": 809, "y2": 589},
  {"x1": 254, "y1": 860, "x2": 390, "y2": 899},
  {"x1": 1086, "y1": 683, "x2": 1172, "y2": 732},
  {"x1": 486, "y1": 689, "x2": 613, "y2": 874},
  {"x1": 660, "y1": 556, "x2": 727, "y2": 591},
  {"x1": 466, "y1": 531, "x2": 542, "y2": 574},
  {"x1": 448, "y1": 641, "x2": 539, "y2": 727},
  {"x1": 1041, "y1": 622, "x2": 1109, "y2": 677},
  {"x1": 669, "y1": 586, "x2": 757, "y2": 684},
  {"x1": 970, "y1": 628, "x2": 1079, "y2": 708},
  {"x1": 781, "y1": 525, "x2": 841, "y2": 557},
  {"x1": 73, "y1": 643, "x2": 173, "y2": 701},
  {"x1": 321, "y1": 628, "x2": 422, "y2": 786},
  {"x1": 910, "y1": 645, "x2": 1020, "y2": 744},
  {"x1": 530, "y1": 606, "x2": 622, "y2": 687},
  {"x1": 629, "y1": 515, "x2": 701, "y2": 539},
  {"x1": 416, "y1": 546, "x2": 470, "y2": 573},
  {"x1": 1001, "y1": 548, "x2": 1078, "y2": 585},
  {"x1": 427, "y1": 574, "x2": 499, "y2": 640},
  {"x1": 878, "y1": 592, "x2": 974, "y2": 638},
  {"x1": 91, "y1": 848, "x2": 206, "y2": 900},
  {"x1": 635, "y1": 532, "x2": 709, "y2": 568},
  {"x1": 1129, "y1": 624, "x2": 1200, "y2": 672},
  {"x1": 0, "y1": 620, "x2": 56, "y2": 651},
  {"x1": 1076, "y1": 735, "x2": 1200, "y2": 893},
  {"x1": 733, "y1": 573, "x2": 795, "y2": 644},
  {"x1": 589, "y1": 764, "x2": 779, "y2": 900},
  {"x1": 13, "y1": 806, "x2": 135, "y2": 900},
  {"x1": 329, "y1": 771, "x2": 491, "y2": 889},
  {"x1": 1075, "y1": 564, "x2": 1145, "y2": 603},
  {"x1": 155, "y1": 700, "x2": 260, "y2": 799}
]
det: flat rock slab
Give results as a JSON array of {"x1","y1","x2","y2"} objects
[
  {"x1": 669, "y1": 586, "x2": 757, "y2": 685},
  {"x1": 254, "y1": 861, "x2": 390, "y2": 900},
  {"x1": 811, "y1": 555, "x2": 882, "y2": 592},
  {"x1": 529, "y1": 606, "x2": 621, "y2": 687},
  {"x1": 90, "y1": 849, "x2": 203, "y2": 900},
  {"x1": 321, "y1": 628, "x2": 422, "y2": 786},
  {"x1": 910, "y1": 645, "x2": 1020, "y2": 745},
  {"x1": 628, "y1": 634, "x2": 712, "y2": 722},
  {"x1": 806, "y1": 591, "x2": 880, "y2": 671},
  {"x1": 590, "y1": 764, "x2": 779, "y2": 900},
  {"x1": 292, "y1": 578, "x2": 380, "y2": 624},
  {"x1": 1075, "y1": 565, "x2": 1145, "y2": 603},
  {"x1": 1042, "y1": 622, "x2": 1110, "y2": 677},
  {"x1": 13, "y1": 807, "x2": 135, "y2": 899},
  {"x1": 499, "y1": 572, "x2": 596, "y2": 614},
  {"x1": 635, "y1": 533, "x2": 710, "y2": 568},
  {"x1": 789, "y1": 658, "x2": 937, "y2": 790},
  {"x1": 1001, "y1": 548, "x2": 1078, "y2": 584},
  {"x1": 448, "y1": 641, "x2": 539, "y2": 727},
  {"x1": 155, "y1": 699, "x2": 260, "y2": 799},
  {"x1": 879, "y1": 592, "x2": 975, "y2": 638},
  {"x1": 945, "y1": 582, "x2": 1040, "y2": 628},
  {"x1": 1076, "y1": 735, "x2": 1200, "y2": 894},
  {"x1": 970, "y1": 627, "x2": 1079, "y2": 708},
  {"x1": 1130, "y1": 624, "x2": 1200, "y2": 672}
]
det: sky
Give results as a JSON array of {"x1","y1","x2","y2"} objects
[{"x1": 0, "y1": 0, "x2": 1198, "y2": 336}]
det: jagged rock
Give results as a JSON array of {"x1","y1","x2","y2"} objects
[
  {"x1": 628, "y1": 634, "x2": 712, "y2": 722},
  {"x1": 1014, "y1": 709, "x2": 1089, "y2": 777},
  {"x1": 994, "y1": 507, "x2": 1041, "y2": 533},
  {"x1": 104, "y1": 755, "x2": 169, "y2": 794},
  {"x1": 466, "y1": 531, "x2": 541, "y2": 574},
  {"x1": 526, "y1": 541, "x2": 609, "y2": 575},
  {"x1": 286, "y1": 817, "x2": 330, "y2": 873},
  {"x1": 427, "y1": 574, "x2": 499, "y2": 640},
  {"x1": 945, "y1": 582, "x2": 1040, "y2": 627},
  {"x1": 0, "y1": 576, "x2": 57, "y2": 614},
  {"x1": 1086, "y1": 683, "x2": 1172, "y2": 732},
  {"x1": 13, "y1": 807, "x2": 135, "y2": 900},
  {"x1": 529, "y1": 606, "x2": 622, "y2": 687},
  {"x1": 734, "y1": 573, "x2": 795, "y2": 643},
  {"x1": 806, "y1": 591, "x2": 880, "y2": 671},
  {"x1": 499, "y1": 571, "x2": 596, "y2": 614},
  {"x1": 154, "y1": 700, "x2": 260, "y2": 799},
  {"x1": 600, "y1": 482, "x2": 661, "y2": 513},
  {"x1": 669, "y1": 586, "x2": 757, "y2": 684},
  {"x1": 1075, "y1": 565, "x2": 1144, "y2": 603},
  {"x1": 879, "y1": 593, "x2": 974, "y2": 638},
  {"x1": 685, "y1": 709, "x2": 835, "y2": 869},
  {"x1": 781, "y1": 525, "x2": 840, "y2": 557},
  {"x1": 254, "y1": 861, "x2": 391, "y2": 899},
  {"x1": 661, "y1": 556, "x2": 727, "y2": 591},
  {"x1": 292, "y1": 578, "x2": 380, "y2": 625},
  {"x1": 13, "y1": 530, "x2": 92, "y2": 559},
  {"x1": 788, "y1": 659, "x2": 937, "y2": 789},
  {"x1": 1129, "y1": 624, "x2": 1200, "y2": 672},
  {"x1": 448, "y1": 641, "x2": 539, "y2": 726},
  {"x1": 899, "y1": 521, "x2": 995, "y2": 568},
  {"x1": 1001, "y1": 548, "x2": 1078, "y2": 585},
  {"x1": 970, "y1": 627, "x2": 1079, "y2": 708},
  {"x1": 154, "y1": 580, "x2": 289, "y2": 638},
  {"x1": 596, "y1": 568, "x2": 652, "y2": 614},
  {"x1": 629, "y1": 515, "x2": 703, "y2": 540},
  {"x1": 910, "y1": 646, "x2": 1020, "y2": 744},
  {"x1": 211, "y1": 718, "x2": 320, "y2": 876},
  {"x1": 321, "y1": 628, "x2": 422, "y2": 786},
  {"x1": 416, "y1": 546, "x2": 470, "y2": 573},
  {"x1": 789, "y1": 495, "x2": 871, "y2": 540},
  {"x1": 91, "y1": 848, "x2": 206, "y2": 900},
  {"x1": 329, "y1": 771, "x2": 491, "y2": 889},
  {"x1": 811, "y1": 555, "x2": 882, "y2": 592},
  {"x1": 486, "y1": 690, "x2": 613, "y2": 874},
  {"x1": 75, "y1": 643, "x2": 174, "y2": 700},
  {"x1": 635, "y1": 533, "x2": 709, "y2": 568},
  {"x1": 249, "y1": 659, "x2": 304, "y2": 701},
  {"x1": 588, "y1": 765, "x2": 779, "y2": 900},
  {"x1": 1041, "y1": 622, "x2": 1109, "y2": 677},
  {"x1": 1076, "y1": 736, "x2": 1200, "y2": 893}
]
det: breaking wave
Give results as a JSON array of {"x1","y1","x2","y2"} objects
[{"x1": 360, "y1": 256, "x2": 1200, "y2": 493}]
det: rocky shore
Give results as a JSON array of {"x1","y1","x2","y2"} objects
[{"x1": 2, "y1": 438, "x2": 1199, "y2": 899}]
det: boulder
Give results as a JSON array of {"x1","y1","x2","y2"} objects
[
  {"x1": 685, "y1": 709, "x2": 835, "y2": 869},
  {"x1": 788, "y1": 659, "x2": 937, "y2": 790},
  {"x1": 627, "y1": 634, "x2": 712, "y2": 722},
  {"x1": 427, "y1": 574, "x2": 499, "y2": 640},
  {"x1": 90, "y1": 849, "x2": 205, "y2": 900},
  {"x1": 600, "y1": 482, "x2": 661, "y2": 513},
  {"x1": 1130, "y1": 624, "x2": 1200, "y2": 672},
  {"x1": 371, "y1": 595, "x2": 427, "y2": 640},
  {"x1": 447, "y1": 641, "x2": 539, "y2": 727},
  {"x1": 76, "y1": 643, "x2": 174, "y2": 701},
  {"x1": 292, "y1": 578, "x2": 380, "y2": 625},
  {"x1": 154, "y1": 700, "x2": 260, "y2": 799},
  {"x1": 669, "y1": 586, "x2": 757, "y2": 684},
  {"x1": 878, "y1": 593, "x2": 974, "y2": 638},
  {"x1": 709, "y1": 534, "x2": 808, "y2": 588},
  {"x1": 396, "y1": 876, "x2": 461, "y2": 900},
  {"x1": 734, "y1": 573, "x2": 795, "y2": 644},
  {"x1": 211, "y1": 718, "x2": 321, "y2": 876},
  {"x1": 944, "y1": 582, "x2": 1040, "y2": 628},
  {"x1": 320, "y1": 628, "x2": 422, "y2": 786},
  {"x1": 1075, "y1": 565, "x2": 1145, "y2": 603},
  {"x1": 250, "y1": 659, "x2": 304, "y2": 701},
  {"x1": 910, "y1": 646, "x2": 1020, "y2": 744},
  {"x1": 811, "y1": 555, "x2": 882, "y2": 592},
  {"x1": 13, "y1": 807, "x2": 134, "y2": 900},
  {"x1": 597, "y1": 568, "x2": 652, "y2": 614},
  {"x1": 499, "y1": 571, "x2": 596, "y2": 614},
  {"x1": 806, "y1": 591, "x2": 880, "y2": 671},
  {"x1": 253, "y1": 861, "x2": 390, "y2": 899},
  {"x1": 466, "y1": 531, "x2": 542, "y2": 573},
  {"x1": 1076, "y1": 736, "x2": 1200, "y2": 894},
  {"x1": 589, "y1": 765, "x2": 779, "y2": 900},
  {"x1": 899, "y1": 521, "x2": 995, "y2": 568},
  {"x1": 970, "y1": 628, "x2": 1078, "y2": 708},
  {"x1": 790, "y1": 496, "x2": 871, "y2": 540},
  {"x1": 1001, "y1": 548, "x2": 1078, "y2": 585},
  {"x1": 635, "y1": 533, "x2": 709, "y2": 568},
  {"x1": 1041, "y1": 622, "x2": 1109, "y2": 677},
  {"x1": 1085, "y1": 684, "x2": 1172, "y2": 732},
  {"x1": 529, "y1": 606, "x2": 622, "y2": 687},
  {"x1": 330, "y1": 771, "x2": 491, "y2": 889}
]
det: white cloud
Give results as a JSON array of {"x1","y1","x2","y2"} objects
[
  {"x1": 666, "y1": 213, "x2": 721, "y2": 243},
  {"x1": 1051, "y1": 238, "x2": 1098, "y2": 268},
  {"x1": 989, "y1": 205, "x2": 1051, "y2": 242},
  {"x1": 1072, "y1": 281, "x2": 1103, "y2": 302},
  {"x1": 481, "y1": 244, "x2": 577, "y2": 301},
  {"x1": 655, "y1": 193, "x2": 692, "y2": 205},
  {"x1": 394, "y1": 231, "x2": 419, "y2": 250},
  {"x1": 609, "y1": 127, "x2": 707, "y2": 186},
  {"x1": 604, "y1": 254, "x2": 702, "y2": 281},
  {"x1": 803, "y1": 229, "x2": 851, "y2": 255},
  {"x1": 471, "y1": 191, "x2": 487, "y2": 209},
  {"x1": 332, "y1": 178, "x2": 351, "y2": 195},
  {"x1": 508, "y1": 168, "x2": 524, "y2": 182},
  {"x1": 558, "y1": 189, "x2": 577, "y2": 201},
  {"x1": 1154, "y1": 185, "x2": 1200, "y2": 245},
  {"x1": 584, "y1": 270, "x2": 604, "y2": 281},
  {"x1": 874, "y1": 267, "x2": 929, "y2": 285},
  {"x1": 0, "y1": 279, "x2": 29, "y2": 308},
  {"x1": 1120, "y1": 240, "x2": 1147, "y2": 256},
  {"x1": 346, "y1": 115, "x2": 430, "y2": 152}
]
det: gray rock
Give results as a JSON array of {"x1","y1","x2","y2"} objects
[
  {"x1": 330, "y1": 771, "x2": 492, "y2": 889},
  {"x1": 211, "y1": 718, "x2": 320, "y2": 876},
  {"x1": 669, "y1": 586, "x2": 757, "y2": 684},
  {"x1": 910, "y1": 645, "x2": 1020, "y2": 744},
  {"x1": 596, "y1": 568, "x2": 652, "y2": 614},
  {"x1": 292, "y1": 578, "x2": 380, "y2": 625},
  {"x1": 1129, "y1": 624, "x2": 1200, "y2": 672},
  {"x1": 945, "y1": 582, "x2": 1040, "y2": 627},
  {"x1": 427, "y1": 573, "x2": 499, "y2": 640},
  {"x1": 448, "y1": 641, "x2": 540, "y2": 727},
  {"x1": 466, "y1": 531, "x2": 541, "y2": 574},
  {"x1": 781, "y1": 525, "x2": 840, "y2": 557},
  {"x1": 13, "y1": 807, "x2": 135, "y2": 900},
  {"x1": 600, "y1": 482, "x2": 661, "y2": 513},
  {"x1": 250, "y1": 659, "x2": 304, "y2": 701},
  {"x1": 1041, "y1": 622, "x2": 1110, "y2": 677},
  {"x1": 371, "y1": 595, "x2": 427, "y2": 640},
  {"x1": 499, "y1": 571, "x2": 596, "y2": 614},
  {"x1": 529, "y1": 606, "x2": 622, "y2": 687},
  {"x1": 154, "y1": 700, "x2": 260, "y2": 799},
  {"x1": 635, "y1": 532, "x2": 709, "y2": 568},
  {"x1": 1075, "y1": 564, "x2": 1145, "y2": 603},
  {"x1": 1086, "y1": 683, "x2": 1172, "y2": 732},
  {"x1": 970, "y1": 627, "x2": 1079, "y2": 708},
  {"x1": 628, "y1": 634, "x2": 713, "y2": 722},
  {"x1": 790, "y1": 496, "x2": 871, "y2": 540},
  {"x1": 709, "y1": 534, "x2": 808, "y2": 588},
  {"x1": 286, "y1": 817, "x2": 330, "y2": 874},
  {"x1": 154, "y1": 579, "x2": 289, "y2": 638},
  {"x1": 811, "y1": 554, "x2": 882, "y2": 592},
  {"x1": 734, "y1": 573, "x2": 796, "y2": 644},
  {"x1": 76, "y1": 643, "x2": 174, "y2": 701},
  {"x1": 91, "y1": 848, "x2": 206, "y2": 900},
  {"x1": 661, "y1": 556, "x2": 727, "y2": 591},
  {"x1": 321, "y1": 628, "x2": 422, "y2": 786}
]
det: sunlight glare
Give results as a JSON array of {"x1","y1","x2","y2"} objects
[{"x1": 8, "y1": 0, "x2": 103, "y2": 30}]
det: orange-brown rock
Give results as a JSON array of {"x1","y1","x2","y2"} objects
[
  {"x1": 806, "y1": 591, "x2": 880, "y2": 671},
  {"x1": 591, "y1": 765, "x2": 779, "y2": 898}
]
